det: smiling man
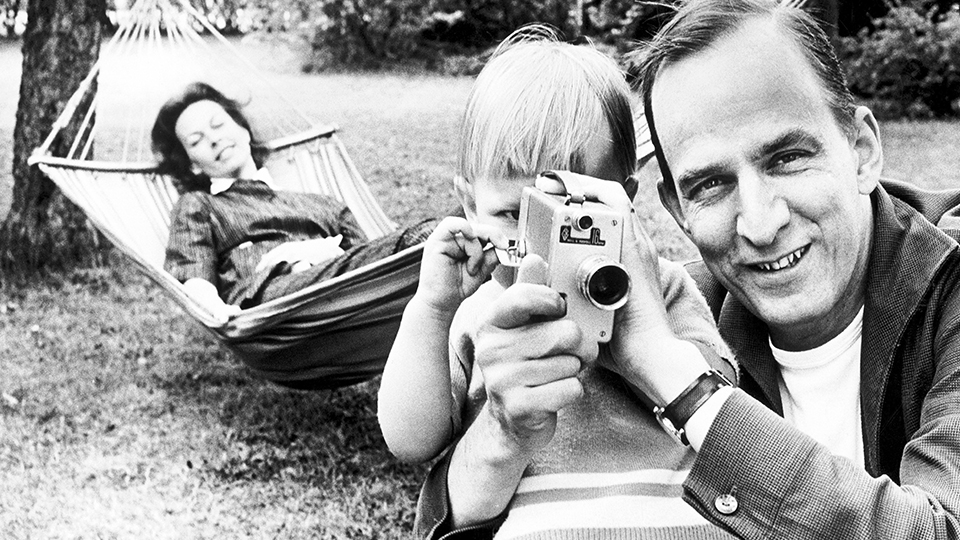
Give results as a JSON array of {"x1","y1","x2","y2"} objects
[
  {"x1": 628, "y1": 0, "x2": 960, "y2": 537},
  {"x1": 414, "y1": 2, "x2": 960, "y2": 538}
]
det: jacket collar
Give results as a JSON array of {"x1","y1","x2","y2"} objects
[
  {"x1": 210, "y1": 167, "x2": 276, "y2": 195},
  {"x1": 714, "y1": 182, "x2": 958, "y2": 472}
]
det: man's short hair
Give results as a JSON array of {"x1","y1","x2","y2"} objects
[{"x1": 630, "y1": 0, "x2": 857, "y2": 193}]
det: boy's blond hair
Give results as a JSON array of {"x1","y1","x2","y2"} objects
[{"x1": 458, "y1": 25, "x2": 637, "y2": 188}]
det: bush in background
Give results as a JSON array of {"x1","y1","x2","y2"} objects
[
  {"x1": 302, "y1": 0, "x2": 656, "y2": 73},
  {"x1": 841, "y1": 5, "x2": 960, "y2": 118}
]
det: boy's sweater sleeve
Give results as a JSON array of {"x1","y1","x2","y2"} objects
[{"x1": 658, "y1": 258, "x2": 737, "y2": 381}]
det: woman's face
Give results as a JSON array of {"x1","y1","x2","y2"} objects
[{"x1": 174, "y1": 100, "x2": 255, "y2": 179}]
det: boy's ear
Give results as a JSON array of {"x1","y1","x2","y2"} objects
[{"x1": 453, "y1": 175, "x2": 477, "y2": 220}]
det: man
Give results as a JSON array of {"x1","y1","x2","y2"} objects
[{"x1": 416, "y1": 0, "x2": 960, "y2": 538}]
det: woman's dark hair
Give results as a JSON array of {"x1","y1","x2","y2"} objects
[{"x1": 151, "y1": 82, "x2": 265, "y2": 192}]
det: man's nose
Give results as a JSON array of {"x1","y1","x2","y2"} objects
[{"x1": 735, "y1": 173, "x2": 789, "y2": 246}]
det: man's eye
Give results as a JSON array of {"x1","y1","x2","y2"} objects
[
  {"x1": 688, "y1": 177, "x2": 726, "y2": 200},
  {"x1": 772, "y1": 150, "x2": 808, "y2": 169}
]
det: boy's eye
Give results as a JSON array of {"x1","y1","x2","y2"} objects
[{"x1": 501, "y1": 210, "x2": 520, "y2": 221}]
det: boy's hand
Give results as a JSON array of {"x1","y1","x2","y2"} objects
[
  {"x1": 416, "y1": 217, "x2": 509, "y2": 314},
  {"x1": 472, "y1": 255, "x2": 595, "y2": 458}
]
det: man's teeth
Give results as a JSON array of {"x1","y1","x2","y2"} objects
[{"x1": 757, "y1": 247, "x2": 805, "y2": 272}]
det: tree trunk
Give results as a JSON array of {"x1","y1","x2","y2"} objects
[{"x1": 0, "y1": 0, "x2": 106, "y2": 280}]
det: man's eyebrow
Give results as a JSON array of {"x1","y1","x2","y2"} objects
[
  {"x1": 675, "y1": 163, "x2": 729, "y2": 191},
  {"x1": 752, "y1": 129, "x2": 823, "y2": 161}
]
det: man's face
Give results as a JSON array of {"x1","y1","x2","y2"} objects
[{"x1": 653, "y1": 19, "x2": 882, "y2": 350}]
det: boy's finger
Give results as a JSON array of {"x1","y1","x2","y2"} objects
[
  {"x1": 513, "y1": 377, "x2": 584, "y2": 414},
  {"x1": 516, "y1": 253, "x2": 548, "y2": 285},
  {"x1": 472, "y1": 223, "x2": 511, "y2": 249},
  {"x1": 498, "y1": 354, "x2": 581, "y2": 387},
  {"x1": 535, "y1": 174, "x2": 633, "y2": 215},
  {"x1": 487, "y1": 282, "x2": 565, "y2": 329}
]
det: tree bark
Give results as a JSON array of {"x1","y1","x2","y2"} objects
[{"x1": 1, "y1": 0, "x2": 106, "y2": 279}]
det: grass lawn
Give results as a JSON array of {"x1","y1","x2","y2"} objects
[{"x1": 2, "y1": 35, "x2": 960, "y2": 539}]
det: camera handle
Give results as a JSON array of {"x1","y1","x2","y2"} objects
[{"x1": 538, "y1": 170, "x2": 593, "y2": 205}]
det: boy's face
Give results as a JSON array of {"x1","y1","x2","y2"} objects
[{"x1": 464, "y1": 122, "x2": 624, "y2": 240}]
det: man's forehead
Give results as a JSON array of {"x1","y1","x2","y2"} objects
[{"x1": 650, "y1": 18, "x2": 830, "y2": 164}]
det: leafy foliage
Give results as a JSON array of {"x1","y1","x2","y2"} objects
[{"x1": 841, "y1": 5, "x2": 960, "y2": 118}]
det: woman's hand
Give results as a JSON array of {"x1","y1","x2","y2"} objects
[
  {"x1": 182, "y1": 278, "x2": 241, "y2": 323},
  {"x1": 255, "y1": 235, "x2": 346, "y2": 274}
]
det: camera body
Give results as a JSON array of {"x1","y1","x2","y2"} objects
[{"x1": 515, "y1": 174, "x2": 630, "y2": 343}]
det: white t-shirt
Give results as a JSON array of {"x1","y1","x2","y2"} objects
[{"x1": 770, "y1": 306, "x2": 865, "y2": 467}]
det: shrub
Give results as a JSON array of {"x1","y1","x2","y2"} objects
[
  {"x1": 840, "y1": 5, "x2": 960, "y2": 118},
  {"x1": 304, "y1": 0, "x2": 590, "y2": 71}
]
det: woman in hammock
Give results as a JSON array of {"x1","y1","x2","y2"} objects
[{"x1": 152, "y1": 82, "x2": 435, "y2": 321}]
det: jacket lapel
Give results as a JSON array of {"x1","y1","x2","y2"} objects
[
  {"x1": 688, "y1": 182, "x2": 960, "y2": 472},
  {"x1": 858, "y1": 185, "x2": 958, "y2": 473}
]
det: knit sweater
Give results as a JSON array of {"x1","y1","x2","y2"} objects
[{"x1": 447, "y1": 258, "x2": 736, "y2": 540}]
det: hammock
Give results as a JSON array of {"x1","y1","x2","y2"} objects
[{"x1": 28, "y1": 0, "x2": 424, "y2": 389}]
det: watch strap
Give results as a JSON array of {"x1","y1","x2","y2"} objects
[{"x1": 654, "y1": 370, "x2": 732, "y2": 445}]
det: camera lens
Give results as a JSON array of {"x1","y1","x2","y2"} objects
[
  {"x1": 577, "y1": 256, "x2": 630, "y2": 310},
  {"x1": 575, "y1": 215, "x2": 593, "y2": 231}
]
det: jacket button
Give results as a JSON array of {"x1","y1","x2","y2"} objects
[{"x1": 715, "y1": 493, "x2": 739, "y2": 515}]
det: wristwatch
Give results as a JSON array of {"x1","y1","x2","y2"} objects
[{"x1": 654, "y1": 370, "x2": 732, "y2": 445}]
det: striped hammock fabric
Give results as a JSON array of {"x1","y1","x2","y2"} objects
[{"x1": 28, "y1": 0, "x2": 424, "y2": 389}]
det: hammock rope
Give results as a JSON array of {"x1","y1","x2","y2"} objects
[{"x1": 29, "y1": 0, "x2": 419, "y2": 389}]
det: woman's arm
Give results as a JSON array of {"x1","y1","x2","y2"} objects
[{"x1": 183, "y1": 277, "x2": 241, "y2": 322}]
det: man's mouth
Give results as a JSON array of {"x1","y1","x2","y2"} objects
[{"x1": 753, "y1": 245, "x2": 809, "y2": 272}]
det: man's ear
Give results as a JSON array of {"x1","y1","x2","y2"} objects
[
  {"x1": 622, "y1": 174, "x2": 640, "y2": 200},
  {"x1": 852, "y1": 106, "x2": 883, "y2": 196},
  {"x1": 453, "y1": 175, "x2": 477, "y2": 220},
  {"x1": 658, "y1": 179, "x2": 691, "y2": 237}
]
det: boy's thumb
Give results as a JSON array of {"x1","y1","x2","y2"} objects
[{"x1": 517, "y1": 254, "x2": 549, "y2": 286}]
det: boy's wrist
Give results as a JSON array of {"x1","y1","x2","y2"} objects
[{"x1": 408, "y1": 292, "x2": 460, "y2": 321}]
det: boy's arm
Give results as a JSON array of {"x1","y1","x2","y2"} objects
[
  {"x1": 378, "y1": 217, "x2": 506, "y2": 464},
  {"x1": 378, "y1": 294, "x2": 457, "y2": 463}
]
